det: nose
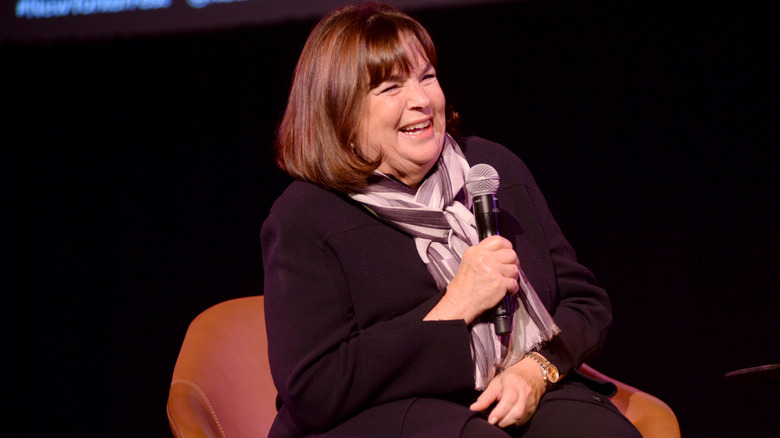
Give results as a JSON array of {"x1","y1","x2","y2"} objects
[{"x1": 407, "y1": 81, "x2": 430, "y2": 111}]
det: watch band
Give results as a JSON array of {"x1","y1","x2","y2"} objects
[{"x1": 524, "y1": 351, "x2": 561, "y2": 388}]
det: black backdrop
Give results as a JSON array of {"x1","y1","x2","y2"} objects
[{"x1": 7, "y1": 1, "x2": 778, "y2": 436}]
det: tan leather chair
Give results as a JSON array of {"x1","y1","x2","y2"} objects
[
  {"x1": 579, "y1": 364, "x2": 681, "y2": 437},
  {"x1": 167, "y1": 296, "x2": 275, "y2": 438},
  {"x1": 167, "y1": 296, "x2": 681, "y2": 438}
]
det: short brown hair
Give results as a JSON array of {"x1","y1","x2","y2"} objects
[{"x1": 275, "y1": 3, "x2": 456, "y2": 193}]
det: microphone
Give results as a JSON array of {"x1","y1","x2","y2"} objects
[{"x1": 465, "y1": 164, "x2": 511, "y2": 335}]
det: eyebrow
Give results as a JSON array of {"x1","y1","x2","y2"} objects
[{"x1": 383, "y1": 73, "x2": 406, "y2": 83}]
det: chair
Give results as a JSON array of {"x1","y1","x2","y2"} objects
[
  {"x1": 167, "y1": 296, "x2": 680, "y2": 438},
  {"x1": 167, "y1": 296, "x2": 275, "y2": 438},
  {"x1": 579, "y1": 364, "x2": 681, "y2": 438}
]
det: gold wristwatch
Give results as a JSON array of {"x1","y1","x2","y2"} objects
[{"x1": 525, "y1": 351, "x2": 561, "y2": 388}]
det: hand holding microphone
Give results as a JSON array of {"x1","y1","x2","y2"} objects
[
  {"x1": 424, "y1": 164, "x2": 519, "y2": 329},
  {"x1": 466, "y1": 164, "x2": 514, "y2": 335}
]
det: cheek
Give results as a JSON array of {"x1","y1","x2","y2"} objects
[
  {"x1": 355, "y1": 117, "x2": 376, "y2": 157},
  {"x1": 365, "y1": 99, "x2": 397, "y2": 132},
  {"x1": 431, "y1": 88, "x2": 447, "y2": 119},
  {"x1": 356, "y1": 105, "x2": 392, "y2": 159}
]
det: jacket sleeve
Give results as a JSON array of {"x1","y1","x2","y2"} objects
[{"x1": 261, "y1": 200, "x2": 476, "y2": 433}]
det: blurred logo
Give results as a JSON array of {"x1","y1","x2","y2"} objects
[{"x1": 187, "y1": 0, "x2": 248, "y2": 9}]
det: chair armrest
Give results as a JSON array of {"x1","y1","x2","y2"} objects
[{"x1": 579, "y1": 364, "x2": 681, "y2": 438}]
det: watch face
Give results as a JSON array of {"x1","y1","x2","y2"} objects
[{"x1": 547, "y1": 366, "x2": 560, "y2": 383}]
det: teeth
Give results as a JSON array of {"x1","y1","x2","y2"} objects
[{"x1": 401, "y1": 120, "x2": 431, "y2": 132}]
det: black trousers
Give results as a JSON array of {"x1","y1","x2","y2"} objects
[{"x1": 315, "y1": 374, "x2": 641, "y2": 437}]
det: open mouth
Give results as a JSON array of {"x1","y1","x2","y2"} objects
[{"x1": 399, "y1": 120, "x2": 431, "y2": 135}]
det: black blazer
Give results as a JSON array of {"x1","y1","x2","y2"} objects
[{"x1": 261, "y1": 136, "x2": 612, "y2": 436}]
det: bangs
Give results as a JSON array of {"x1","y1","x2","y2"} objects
[{"x1": 362, "y1": 21, "x2": 438, "y2": 89}]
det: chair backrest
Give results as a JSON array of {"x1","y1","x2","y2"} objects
[
  {"x1": 167, "y1": 296, "x2": 680, "y2": 438},
  {"x1": 167, "y1": 296, "x2": 277, "y2": 438}
]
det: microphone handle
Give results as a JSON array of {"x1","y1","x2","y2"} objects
[
  {"x1": 492, "y1": 297, "x2": 511, "y2": 335},
  {"x1": 473, "y1": 194, "x2": 499, "y2": 241},
  {"x1": 472, "y1": 194, "x2": 512, "y2": 335}
]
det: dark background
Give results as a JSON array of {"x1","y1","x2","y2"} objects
[{"x1": 7, "y1": 0, "x2": 778, "y2": 436}]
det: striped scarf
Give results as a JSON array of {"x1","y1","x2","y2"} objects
[{"x1": 350, "y1": 135, "x2": 559, "y2": 389}]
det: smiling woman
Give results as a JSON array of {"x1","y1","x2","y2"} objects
[{"x1": 262, "y1": 3, "x2": 641, "y2": 437}]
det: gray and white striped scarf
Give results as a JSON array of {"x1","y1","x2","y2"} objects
[{"x1": 350, "y1": 135, "x2": 559, "y2": 389}]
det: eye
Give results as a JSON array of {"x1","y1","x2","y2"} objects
[
  {"x1": 421, "y1": 68, "x2": 437, "y2": 82},
  {"x1": 381, "y1": 84, "x2": 400, "y2": 93}
]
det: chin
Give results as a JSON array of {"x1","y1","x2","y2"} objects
[{"x1": 413, "y1": 135, "x2": 444, "y2": 163}]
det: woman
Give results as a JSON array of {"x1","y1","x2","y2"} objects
[{"x1": 262, "y1": 3, "x2": 641, "y2": 437}]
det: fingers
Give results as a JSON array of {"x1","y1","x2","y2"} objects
[
  {"x1": 491, "y1": 380, "x2": 522, "y2": 426},
  {"x1": 481, "y1": 247, "x2": 520, "y2": 295},
  {"x1": 470, "y1": 377, "x2": 527, "y2": 427},
  {"x1": 469, "y1": 383, "x2": 498, "y2": 413},
  {"x1": 491, "y1": 396, "x2": 528, "y2": 428},
  {"x1": 471, "y1": 367, "x2": 541, "y2": 428},
  {"x1": 441, "y1": 236, "x2": 520, "y2": 322},
  {"x1": 475, "y1": 235, "x2": 513, "y2": 252},
  {"x1": 467, "y1": 236, "x2": 519, "y2": 277}
]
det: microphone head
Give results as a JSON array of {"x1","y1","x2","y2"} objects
[{"x1": 466, "y1": 164, "x2": 500, "y2": 196}]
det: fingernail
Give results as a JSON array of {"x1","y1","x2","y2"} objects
[{"x1": 489, "y1": 416, "x2": 498, "y2": 425}]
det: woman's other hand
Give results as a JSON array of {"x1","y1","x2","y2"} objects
[
  {"x1": 469, "y1": 357, "x2": 546, "y2": 428},
  {"x1": 424, "y1": 235, "x2": 519, "y2": 324}
]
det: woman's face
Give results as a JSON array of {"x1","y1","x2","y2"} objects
[{"x1": 356, "y1": 46, "x2": 446, "y2": 188}]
